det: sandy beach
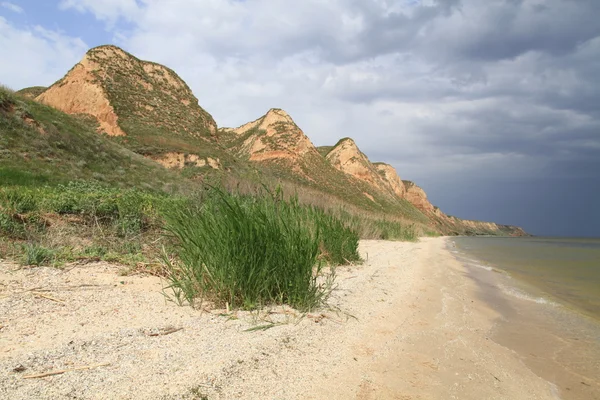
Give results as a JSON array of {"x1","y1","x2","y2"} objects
[{"x1": 0, "y1": 238, "x2": 560, "y2": 399}]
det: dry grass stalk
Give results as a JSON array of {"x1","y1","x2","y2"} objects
[
  {"x1": 22, "y1": 363, "x2": 110, "y2": 379},
  {"x1": 31, "y1": 291, "x2": 65, "y2": 304}
]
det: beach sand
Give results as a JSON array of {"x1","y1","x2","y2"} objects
[{"x1": 0, "y1": 238, "x2": 559, "y2": 399}]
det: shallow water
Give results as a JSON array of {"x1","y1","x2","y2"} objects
[
  {"x1": 452, "y1": 236, "x2": 600, "y2": 320},
  {"x1": 449, "y1": 237, "x2": 600, "y2": 400}
]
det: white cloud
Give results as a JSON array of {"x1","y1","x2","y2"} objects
[
  {"x1": 58, "y1": 0, "x2": 140, "y2": 24},
  {"x1": 1, "y1": 1, "x2": 23, "y2": 13},
  {"x1": 0, "y1": 16, "x2": 88, "y2": 90}
]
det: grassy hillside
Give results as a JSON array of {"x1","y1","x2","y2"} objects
[
  {"x1": 4, "y1": 43, "x2": 527, "y2": 240},
  {"x1": 15, "y1": 86, "x2": 46, "y2": 99},
  {"x1": 0, "y1": 85, "x2": 188, "y2": 191},
  {"x1": 1, "y1": 85, "x2": 424, "y2": 307}
]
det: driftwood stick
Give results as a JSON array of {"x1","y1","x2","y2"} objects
[
  {"x1": 23, "y1": 363, "x2": 110, "y2": 379},
  {"x1": 32, "y1": 292, "x2": 65, "y2": 304}
]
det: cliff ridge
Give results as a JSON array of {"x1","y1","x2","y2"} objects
[{"x1": 37, "y1": 45, "x2": 217, "y2": 140}]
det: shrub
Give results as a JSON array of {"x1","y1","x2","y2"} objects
[
  {"x1": 374, "y1": 220, "x2": 418, "y2": 241},
  {"x1": 0, "y1": 189, "x2": 38, "y2": 213}
]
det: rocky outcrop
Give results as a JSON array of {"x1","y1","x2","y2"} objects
[
  {"x1": 373, "y1": 163, "x2": 406, "y2": 198},
  {"x1": 36, "y1": 45, "x2": 216, "y2": 138},
  {"x1": 402, "y1": 180, "x2": 434, "y2": 212},
  {"x1": 326, "y1": 138, "x2": 393, "y2": 195},
  {"x1": 221, "y1": 108, "x2": 319, "y2": 163},
  {"x1": 149, "y1": 152, "x2": 220, "y2": 170}
]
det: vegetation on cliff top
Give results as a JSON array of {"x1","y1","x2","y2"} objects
[{"x1": 15, "y1": 86, "x2": 46, "y2": 99}]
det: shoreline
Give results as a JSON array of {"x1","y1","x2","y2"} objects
[
  {"x1": 449, "y1": 238, "x2": 600, "y2": 400},
  {"x1": 0, "y1": 238, "x2": 558, "y2": 399}
]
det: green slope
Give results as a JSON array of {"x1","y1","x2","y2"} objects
[{"x1": 0, "y1": 85, "x2": 188, "y2": 191}]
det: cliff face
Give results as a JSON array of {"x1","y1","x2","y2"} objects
[
  {"x1": 36, "y1": 45, "x2": 216, "y2": 139},
  {"x1": 400, "y1": 181, "x2": 528, "y2": 236},
  {"x1": 36, "y1": 52, "x2": 126, "y2": 136},
  {"x1": 326, "y1": 138, "x2": 395, "y2": 196},
  {"x1": 402, "y1": 180, "x2": 434, "y2": 212},
  {"x1": 373, "y1": 163, "x2": 406, "y2": 198},
  {"x1": 221, "y1": 108, "x2": 318, "y2": 163}
]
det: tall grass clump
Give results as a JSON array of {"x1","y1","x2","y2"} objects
[
  {"x1": 374, "y1": 219, "x2": 418, "y2": 241},
  {"x1": 163, "y1": 188, "x2": 358, "y2": 310},
  {"x1": 313, "y1": 211, "x2": 361, "y2": 265}
]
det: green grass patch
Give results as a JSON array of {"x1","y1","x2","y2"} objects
[{"x1": 0, "y1": 182, "x2": 188, "y2": 268}]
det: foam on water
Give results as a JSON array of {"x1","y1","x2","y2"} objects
[
  {"x1": 498, "y1": 284, "x2": 555, "y2": 305},
  {"x1": 471, "y1": 262, "x2": 494, "y2": 271}
]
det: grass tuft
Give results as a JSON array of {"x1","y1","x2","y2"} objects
[
  {"x1": 22, "y1": 243, "x2": 55, "y2": 266},
  {"x1": 162, "y1": 187, "x2": 354, "y2": 310}
]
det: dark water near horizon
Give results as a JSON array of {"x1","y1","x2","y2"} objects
[{"x1": 449, "y1": 236, "x2": 600, "y2": 400}]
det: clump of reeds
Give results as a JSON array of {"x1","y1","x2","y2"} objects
[{"x1": 162, "y1": 187, "x2": 360, "y2": 310}]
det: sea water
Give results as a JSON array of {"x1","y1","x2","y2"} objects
[{"x1": 450, "y1": 236, "x2": 600, "y2": 400}]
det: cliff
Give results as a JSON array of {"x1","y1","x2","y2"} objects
[
  {"x1": 36, "y1": 45, "x2": 218, "y2": 154},
  {"x1": 373, "y1": 163, "x2": 407, "y2": 198},
  {"x1": 402, "y1": 180, "x2": 434, "y2": 213},
  {"x1": 326, "y1": 138, "x2": 397, "y2": 197},
  {"x1": 219, "y1": 111, "x2": 428, "y2": 220},
  {"x1": 220, "y1": 108, "x2": 319, "y2": 163}
]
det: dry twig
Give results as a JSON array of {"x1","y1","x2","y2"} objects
[
  {"x1": 32, "y1": 292, "x2": 65, "y2": 304},
  {"x1": 23, "y1": 363, "x2": 110, "y2": 379}
]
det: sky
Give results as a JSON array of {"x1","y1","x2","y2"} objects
[{"x1": 1, "y1": 0, "x2": 599, "y2": 237}]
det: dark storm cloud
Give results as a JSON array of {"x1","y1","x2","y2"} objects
[
  {"x1": 321, "y1": 1, "x2": 600, "y2": 209},
  {"x1": 437, "y1": 1, "x2": 600, "y2": 62}
]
